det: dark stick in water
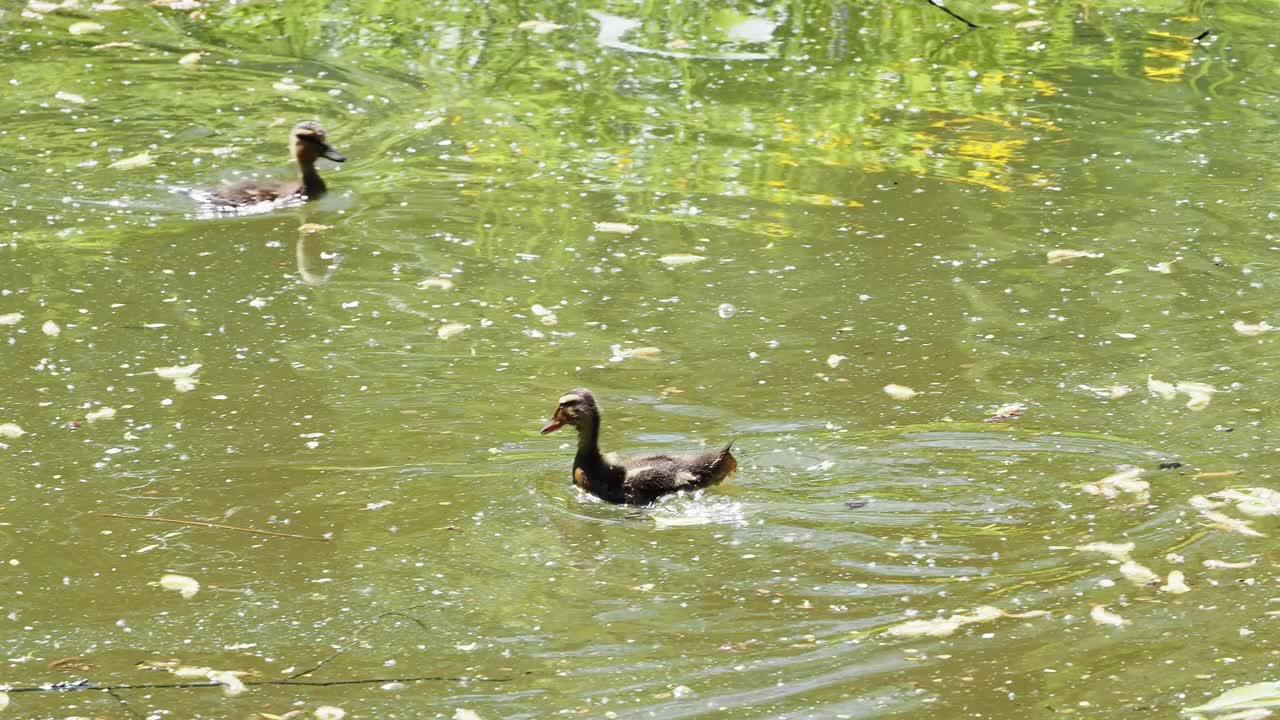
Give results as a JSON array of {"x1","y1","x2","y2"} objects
[{"x1": 924, "y1": 0, "x2": 981, "y2": 29}]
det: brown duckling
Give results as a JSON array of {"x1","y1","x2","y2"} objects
[
  {"x1": 206, "y1": 121, "x2": 345, "y2": 208},
  {"x1": 541, "y1": 389, "x2": 737, "y2": 506}
]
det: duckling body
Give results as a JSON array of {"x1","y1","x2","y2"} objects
[
  {"x1": 542, "y1": 389, "x2": 737, "y2": 505},
  {"x1": 205, "y1": 122, "x2": 345, "y2": 208}
]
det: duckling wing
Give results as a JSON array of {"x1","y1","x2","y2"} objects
[
  {"x1": 621, "y1": 446, "x2": 736, "y2": 504},
  {"x1": 621, "y1": 456, "x2": 679, "y2": 483},
  {"x1": 208, "y1": 179, "x2": 296, "y2": 207}
]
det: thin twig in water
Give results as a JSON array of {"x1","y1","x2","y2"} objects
[
  {"x1": 106, "y1": 688, "x2": 144, "y2": 720},
  {"x1": 1193, "y1": 29, "x2": 1211, "y2": 42},
  {"x1": 4, "y1": 675, "x2": 516, "y2": 694},
  {"x1": 3, "y1": 602, "x2": 462, "y2": 706},
  {"x1": 924, "y1": 0, "x2": 981, "y2": 29},
  {"x1": 100, "y1": 513, "x2": 327, "y2": 542},
  {"x1": 286, "y1": 603, "x2": 432, "y2": 680}
]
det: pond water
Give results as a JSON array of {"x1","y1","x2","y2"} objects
[{"x1": 1, "y1": 1, "x2": 1278, "y2": 718}]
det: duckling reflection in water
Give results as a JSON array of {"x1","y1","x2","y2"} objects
[
  {"x1": 541, "y1": 389, "x2": 737, "y2": 506},
  {"x1": 199, "y1": 122, "x2": 345, "y2": 211}
]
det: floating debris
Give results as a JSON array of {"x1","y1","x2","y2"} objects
[
  {"x1": 1147, "y1": 375, "x2": 1177, "y2": 400},
  {"x1": 1148, "y1": 260, "x2": 1177, "y2": 274},
  {"x1": 453, "y1": 710, "x2": 483, "y2": 720},
  {"x1": 1184, "y1": 681, "x2": 1280, "y2": 715},
  {"x1": 984, "y1": 403, "x2": 1024, "y2": 422},
  {"x1": 0, "y1": 312, "x2": 23, "y2": 325},
  {"x1": 518, "y1": 19, "x2": 566, "y2": 34},
  {"x1": 1047, "y1": 249, "x2": 1103, "y2": 264},
  {"x1": 155, "y1": 363, "x2": 201, "y2": 392},
  {"x1": 68, "y1": 21, "x2": 105, "y2": 35},
  {"x1": 659, "y1": 254, "x2": 706, "y2": 267},
  {"x1": 85, "y1": 407, "x2": 117, "y2": 423},
  {"x1": 437, "y1": 323, "x2": 469, "y2": 340},
  {"x1": 1199, "y1": 509, "x2": 1264, "y2": 537},
  {"x1": 826, "y1": 354, "x2": 846, "y2": 369},
  {"x1": 1083, "y1": 468, "x2": 1149, "y2": 500},
  {"x1": 54, "y1": 90, "x2": 86, "y2": 104},
  {"x1": 207, "y1": 669, "x2": 247, "y2": 697},
  {"x1": 28, "y1": 0, "x2": 67, "y2": 12},
  {"x1": 1119, "y1": 560, "x2": 1158, "y2": 586},
  {"x1": 109, "y1": 152, "x2": 153, "y2": 170},
  {"x1": 158, "y1": 573, "x2": 200, "y2": 599},
  {"x1": 1079, "y1": 384, "x2": 1133, "y2": 399},
  {"x1": 609, "y1": 344, "x2": 662, "y2": 362},
  {"x1": 1161, "y1": 570, "x2": 1190, "y2": 594},
  {"x1": 1090, "y1": 605, "x2": 1127, "y2": 627},
  {"x1": 1203, "y1": 559, "x2": 1256, "y2": 570},
  {"x1": 48, "y1": 656, "x2": 93, "y2": 672},
  {"x1": 42, "y1": 320, "x2": 61, "y2": 336},
  {"x1": 1193, "y1": 470, "x2": 1241, "y2": 480},
  {"x1": 417, "y1": 277, "x2": 453, "y2": 290},
  {"x1": 314, "y1": 707, "x2": 347, "y2": 720},
  {"x1": 1075, "y1": 541, "x2": 1135, "y2": 562},
  {"x1": 297, "y1": 223, "x2": 331, "y2": 234},
  {"x1": 530, "y1": 304, "x2": 559, "y2": 327},
  {"x1": 0, "y1": 423, "x2": 26, "y2": 439},
  {"x1": 883, "y1": 384, "x2": 917, "y2": 400},
  {"x1": 1233, "y1": 320, "x2": 1273, "y2": 336},
  {"x1": 177, "y1": 50, "x2": 205, "y2": 66},
  {"x1": 1176, "y1": 381, "x2": 1216, "y2": 411},
  {"x1": 1147, "y1": 376, "x2": 1215, "y2": 409},
  {"x1": 885, "y1": 605, "x2": 1015, "y2": 638},
  {"x1": 593, "y1": 221, "x2": 637, "y2": 234},
  {"x1": 1202, "y1": 488, "x2": 1280, "y2": 517}
]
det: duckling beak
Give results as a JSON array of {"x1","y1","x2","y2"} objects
[
  {"x1": 540, "y1": 408, "x2": 565, "y2": 434},
  {"x1": 320, "y1": 145, "x2": 346, "y2": 163}
]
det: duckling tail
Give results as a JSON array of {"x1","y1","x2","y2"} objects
[{"x1": 717, "y1": 441, "x2": 737, "y2": 477}]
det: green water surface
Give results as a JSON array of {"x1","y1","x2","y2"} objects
[{"x1": 1, "y1": 1, "x2": 1277, "y2": 718}]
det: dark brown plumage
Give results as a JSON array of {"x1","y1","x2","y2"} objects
[
  {"x1": 541, "y1": 389, "x2": 737, "y2": 505},
  {"x1": 205, "y1": 121, "x2": 345, "y2": 208}
]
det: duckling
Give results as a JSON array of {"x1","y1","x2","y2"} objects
[
  {"x1": 541, "y1": 389, "x2": 737, "y2": 505},
  {"x1": 206, "y1": 122, "x2": 345, "y2": 208}
]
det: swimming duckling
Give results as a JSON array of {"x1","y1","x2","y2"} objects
[
  {"x1": 206, "y1": 121, "x2": 345, "y2": 208},
  {"x1": 541, "y1": 389, "x2": 737, "y2": 505}
]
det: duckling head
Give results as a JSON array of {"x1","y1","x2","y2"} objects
[
  {"x1": 541, "y1": 389, "x2": 599, "y2": 434},
  {"x1": 291, "y1": 121, "x2": 346, "y2": 165}
]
